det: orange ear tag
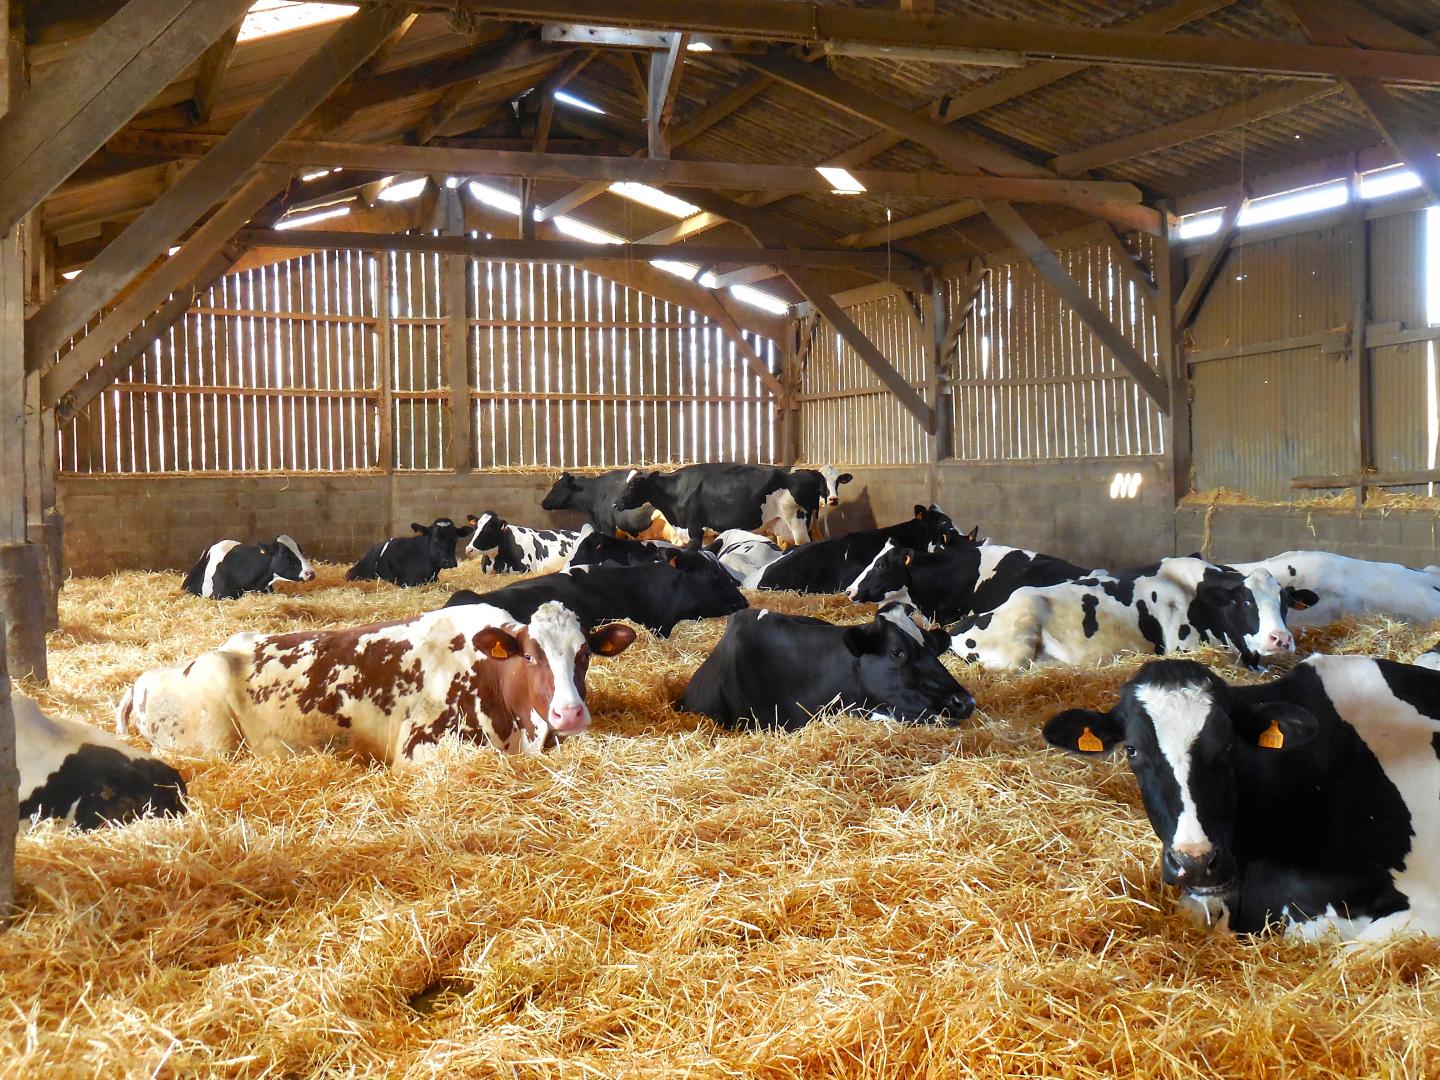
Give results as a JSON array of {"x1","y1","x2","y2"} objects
[
  {"x1": 489, "y1": 643, "x2": 510, "y2": 660},
  {"x1": 1078, "y1": 726, "x2": 1104, "y2": 753},
  {"x1": 1258, "y1": 720, "x2": 1285, "y2": 749}
]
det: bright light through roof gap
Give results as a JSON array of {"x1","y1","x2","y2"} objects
[
  {"x1": 554, "y1": 90, "x2": 605, "y2": 114},
  {"x1": 730, "y1": 284, "x2": 790, "y2": 315},
  {"x1": 686, "y1": 41, "x2": 712, "y2": 52},
  {"x1": 553, "y1": 216, "x2": 623, "y2": 244},
  {"x1": 377, "y1": 177, "x2": 428, "y2": 203},
  {"x1": 469, "y1": 181, "x2": 522, "y2": 215},
  {"x1": 238, "y1": 2, "x2": 355, "y2": 43},
  {"x1": 609, "y1": 182, "x2": 699, "y2": 218},
  {"x1": 816, "y1": 166, "x2": 865, "y2": 194},
  {"x1": 276, "y1": 205, "x2": 352, "y2": 230}
]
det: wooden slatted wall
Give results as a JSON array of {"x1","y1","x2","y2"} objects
[{"x1": 58, "y1": 249, "x2": 779, "y2": 474}]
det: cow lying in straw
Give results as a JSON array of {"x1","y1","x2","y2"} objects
[{"x1": 117, "y1": 601, "x2": 635, "y2": 767}]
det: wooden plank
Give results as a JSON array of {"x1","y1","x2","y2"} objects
[
  {"x1": 441, "y1": 190, "x2": 471, "y2": 472},
  {"x1": 1100, "y1": 225, "x2": 1159, "y2": 307},
  {"x1": 670, "y1": 73, "x2": 769, "y2": 147},
  {"x1": 981, "y1": 200, "x2": 1170, "y2": 412},
  {"x1": 374, "y1": 254, "x2": 393, "y2": 471},
  {"x1": 437, "y1": 0, "x2": 1440, "y2": 84},
  {"x1": 1174, "y1": 197, "x2": 1243, "y2": 331},
  {"x1": 40, "y1": 165, "x2": 290, "y2": 403},
  {"x1": 700, "y1": 292, "x2": 783, "y2": 396},
  {"x1": 0, "y1": 0, "x2": 23, "y2": 543},
  {"x1": 1154, "y1": 201, "x2": 1189, "y2": 513},
  {"x1": 1349, "y1": 177, "x2": 1372, "y2": 508},
  {"x1": 189, "y1": 18, "x2": 242, "y2": 125},
  {"x1": 1292, "y1": 469, "x2": 1440, "y2": 490},
  {"x1": 0, "y1": 0, "x2": 255, "y2": 235},
  {"x1": 647, "y1": 32, "x2": 687, "y2": 158},
  {"x1": 27, "y1": 5, "x2": 412, "y2": 371}
]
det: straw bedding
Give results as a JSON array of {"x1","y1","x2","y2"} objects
[{"x1": 5, "y1": 561, "x2": 1440, "y2": 1078}]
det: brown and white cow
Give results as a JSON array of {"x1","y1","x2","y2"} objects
[{"x1": 115, "y1": 601, "x2": 635, "y2": 768}]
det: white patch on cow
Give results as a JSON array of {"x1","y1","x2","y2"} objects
[
  {"x1": 276, "y1": 534, "x2": 313, "y2": 581},
  {"x1": 526, "y1": 600, "x2": 590, "y2": 735},
  {"x1": 377, "y1": 539, "x2": 392, "y2": 562},
  {"x1": 1240, "y1": 568, "x2": 1294, "y2": 656},
  {"x1": 1233, "y1": 550, "x2": 1440, "y2": 628},
  {"x1": 844, "y1": 540, "x2": 895, "y2": 601},
  {"x1": 760, "y1": 488, "x2": 808, "y2": 547},
  {"x1": 1414, "y1": 649, "x2": 1440, "y2": 673},
  {"x1": 201, "y1": 540, "x2": 241, "y2": 598},
  {"x1": 755, "y1": 609, "x2": 769, "y2": 620},
  {"x1": 1133, "y1": 682, "x2": 1215, "y2": 857},
  {"x1": 877, "y1": 602, "x2": 925, "y2": 644},
  {"x1": 464, "y1": 513, "x2": 497, "y2": 560}
]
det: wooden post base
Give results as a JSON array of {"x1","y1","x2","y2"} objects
[
  {"x1": 26, "y1": 513, "x2": 61, "y2": 633},
  {"x1": 0, "y1": 612, "x2": 15, "y2": 925},
  {"x1": 0, "y1": 544, "x2": 47, "y2": 684}
]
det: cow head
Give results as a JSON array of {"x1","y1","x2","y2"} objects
[
  {"x1": 612, "y1": 469, "x2": 656, "y2": 514},
  {"x1": 844, "y1": 542, "x2": 914, "y2": 602},
  {"x1": 915, "y1": 504, "x2": 966, "y2": 548},
  {"x1": 1189, "y1": 566, "x2": 1315, "y2": 668},
  {"x1": 269, "y1": 534, "x2": 315, "y2": 583},
  {"x1": 842, "y1": 614, "x2": 974, "y2": 725},
  {"x1": 541, "y1": 472, "x2": 582, "y2": 511},
  {"x1": 819, "y1": 465, "x2": 853, "y2": 507},
  {"x1": 464, "y1": 513, "x2": 506, "y2": 561},
  {"x1": 1044, "y1": 659, "x2": 1318, "y2": 902},
  {"x1": 667, "y1": 552, "x2": 749, "y2": 617},
  {"x1": 477, "y1": 601, "x2": 636, "y2": 737},
  {"x1": 412, "y1": 518, "x2": 474, "y2": 570}
]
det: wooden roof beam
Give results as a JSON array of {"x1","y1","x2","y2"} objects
[
  {"x1": 26, "y1": 5, "x2": 413, "y2": 373},
  {"x1": 418, "y1": 0, "x2": 1440, "y2": 84},
  {"x1": 1174, "y1": 196, "x2": 1243, "y2": 331},
  {"x1": 981, "y1": 200, "x2": 1170, "y2": 412},
  {"x1": 0, "y1": 0, "x2": 255, "y2": 235},
  {"x1": 647, "y1": 32, "x2": 687, "y2": 158},
  {"x1": 188, "y1": 18, "x2": 242, "y2": 126}
]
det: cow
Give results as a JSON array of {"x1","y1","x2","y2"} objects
[
  {"x1": 446, "y1": 557, "x2": 747, "y2": 637},
  {"x1": 117, "y1": 601, "x2": 636, "y2": 767},
  {"x1": 1415, "y1": 641, "x2": 1440, "y2": 672},
  {"x1": 613, "y1": 464, "x2": 821, "y2": 549},
  {"x1": 1230, "y1": 550, "x2": 1440, "y2": 627},
  {"x1": 540, "y1": 469, "x2": 661, "y2": 537},
  {"x1": 1045, "y1": 654, "x2": 1440, "y2": 941},
  {"x1": 677, "y1": 606, "x2": 975, "y2": 731},
  {"x1": 15, "y1": 693, "x2": 186, "y2": 829},
  {"x1": 950, "y1": 558, "x2": 1314, "y2": 671},
  {"x1": 843, "y1": 541, "x2": 1089, "y2": 622},
  {"x1": 747, "y1": 506, "x2": 971, "y2": 593},
  {"x1": 566, "y1": 528, "x2": 677, "y2": 569},
  {"x1": 181, "y1": 535, "x2": 315, "y2": 599},
  {"x1": 709, "y1": 529, "x2": 785, "y2": 583},
  {"x1": 793, "y1": 465, "x2": 853, "y2": 538},
  {"x1": 346, "y1": 518, "x2": 473, "y2": 587},
  {"x1": 464, "y1": 513, "x2": 585, "y2": 574}
]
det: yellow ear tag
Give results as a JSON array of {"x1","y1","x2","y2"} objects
[
  {"x1": 489, "y1": 642, "x2": 510, "y2": 660},
  {"x1": 1078, "y1": 726, "x2": 1104, "y2": 753},
  {"x1": 1258, "y1": 719, "x2": 1285, "y2": 749}
]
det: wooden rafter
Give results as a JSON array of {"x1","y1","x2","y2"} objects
[
  {"x1": 647, "y1": 32, "x2": 688, "y2": 158},
  {"x1": 1174, "y1": 197, "x2": 1244, "y2": 331},
  {"x1": 188, "y1": 18, "x2": 242, "y2": 125},
  {"x1": 981, "y1": 200, "x2": 1170, "y2": 412}
]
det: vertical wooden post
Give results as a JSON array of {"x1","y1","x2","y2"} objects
[
  {"x1": 440, "y1": 186, "x2": 472, "y2": 473},
  {"x1": 779, "y1": 326, "x2": 797, "y2": 466},
  {"x1": 1348, "y1": 167, "x2": 1373, "y2": 510},
  {"x1": 374, "y1": 253, "x2": 393, "y2": 472},
  {"x1": 1154, "y1": 204, "x2": 1190, "y2": 552},
  {"x1": 925, "y1": 274, "x2": 953, "y2": 506}
]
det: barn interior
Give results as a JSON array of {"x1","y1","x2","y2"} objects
[{"x1": 5, "y1": 0, "x2": 1440, "y2": 1074}]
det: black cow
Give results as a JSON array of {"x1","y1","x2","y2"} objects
[
  {"x1": 541, "y1": 469, "x2": 661, "y2": 537},
  {"x1": 181, "y1": 535, "x2": 315, "y2": 599},
  {"x1": 678, "y1": 607, "x2": 975, "y2": 731},
  {"x1": 748, "y1": 506, "x2": 971, "y2": 593},
  {"x1": 1046, "y1": 655, "x2": 1440, "y2": 940},
  {"x1": 613, "y1": 463, "x2": 824, "y2": 549},
  {"x1": 346, "y1": 518, "x2": 473, "y2": 587},
  {"x1": 793, "y1": 465, "x2": 853, "y2": 538},
  {"x1": 445, "y1": 558, "x2": 747, "y2": 636},
  {"x1": 567, "y1": 529, "x2": 677, "y2": 569}
]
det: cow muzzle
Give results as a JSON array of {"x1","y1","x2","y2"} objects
[
  {"x1": 827, "y1": 497, "x2": 841, "y2": 506},
  {"x1": 1261, "y1": 629, "x2": 1294, "y2": 653},
  {"x1": 548, "y1": 701, "x2": 590, "y2": 734},
  {"x1": 1163, "y1": 845, "x2": 1234, "y2": 893},
  {"x1": 301, "y1": 569, "x2": 316, "y2": 581},
  {"x1": 944, "y1": 691, "x2": 976, "y2": 722}
]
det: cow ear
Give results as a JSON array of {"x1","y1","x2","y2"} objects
[
  {"x1": 1044, "y1": 708, "x2": 1122, "y2": 755},
  {"x1": 667, "y1": 552, "x2": 680, "y2": 569},
  {"x1": 913, "y1": 505, "x2": 926, "y2": 520},
  {"x1": 837, "y1": 472, "x2": 853, "y2": 485},
  {"x1": 841, "y1": 624, "x2": 880, "y2": 656},
  {"x1": 474, "y1": 628, "x2": 521, "y2": 660},
  {"x1": 921, "y1": 627, "x2": 950, "y2": 657},
  {"x1": 1234, "y1": 701, "x2": 1318, "y2": 751},
  {"x1": 1284, "y1": 586, "x2": 1319, "y2": 610},
  {"x1": 590, "y1": 624, "x2": 637, "y2": 656},
  {"x1": 457, "y1": 525, "x2": 475, "y2": 538},
  {"x1": 902, "y1": 550, "x2": 913, "y2": 566},
  {"x1": 965, "y1": 526, "x2": 980, "y2": 542},
  {"x1": 467, "y1": 514, "x2": 480, "y2": 524},
  {"x1": 411, "y1": 522, "x2": 427, "y2": 535}
]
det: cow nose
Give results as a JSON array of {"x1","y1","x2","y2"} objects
[
  {"x1": 828, "y1": 497, "x2": 840, "y2": 506},
  {"x1": 302, "y1": 570, "x2": 315, "y2": 581},
  {"x1": 1265, "y1": 629, "x2": 1294, "y2": 652},
  {"x1": 549, "y1": 702, "x2": 589, "y2": 733},
  {"x1": 946, "y1": 692, "x2": 975, "y2": 723},
  {"x1": 844, "y1": 584, "x2": 859, "y2": 600},
  {"x1": 1164, "y1": 846, "x2": 1225, "y2": 887}
]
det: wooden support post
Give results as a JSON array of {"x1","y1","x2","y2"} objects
[
  {"x1": 1174, "y1": 197, "x2": 1243, "y2": 332},
  {"x1": 1154, "y1": 202, "x2": 1190, "y2": 549},
  {"x1": 647, "y1": 32, "x2": 687, "y2": 159},
  {"x1": 0, "y1": 612, "x2": 15, "y2": 924},
  {"x1": 374, "y1": 253, "x2": 393, "y2": 472},
  {"x1": 441, "y1": 188, "x2": 472, "y2": 472},
  {"x1": 925, "y1": 275, "x2": 953, "y2": 505},
  {"x1": 1349, "y1": 170, "x2": 1373, "y2": 509}
]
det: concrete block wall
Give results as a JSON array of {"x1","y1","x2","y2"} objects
[{"x1": 1176, "y1": 503, "x2": 1440, "y2": 568}]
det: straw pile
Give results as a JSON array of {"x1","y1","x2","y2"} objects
[{"x1": 5, "y1": 562, "x2": 1440, "y2": 1078}]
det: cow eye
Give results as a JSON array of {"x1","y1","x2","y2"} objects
[
  {"x1": 1124, "y1": 744, "x2": 1138, "y2": 759},
  {"x1": 524, "y1": 653, "x2": 536, "y2": 664},
  {"x1": 890, "y1": 647, "x2": 907, "y2": 659}
]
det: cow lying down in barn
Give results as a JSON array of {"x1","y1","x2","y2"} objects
[
  {"x1": 464, "y1": 513, "x2": 586, "y2": 573},
  {"x1": 182, "y1": 535, "x2": 315, "y2": 599},
  {"x1": 117, "y1": 601, "x2": 635, "y2": 767},
  {"x1": 347, "y1": 517, "x2": 473, "y2": 587},
  {"x1": 1046, "y1": 655, "x2": 1440, "y2": 941},
  {"x1": 678, "y1": 604, "x2": 974, "y2": 731},
  {"x1": 950, "y1": 558, "x2": 1315, "y2": 670},
  {"x1": 15, "y1": 693, "x2": 185, "y2": 829},
  {"x1": 1230, "y1": 550, "x2": 1440, "y2": 627}
]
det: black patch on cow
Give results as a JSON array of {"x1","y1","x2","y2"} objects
[
  {"x1": 965, "y1": 638, "x2": 976, "y2": 649},
  {"x1": 1099, "y1": 576, "x2": 1136, "y2": 605},
  {"x1": 1150, "y1": 590, "x2": 1158, "y2": 603},
  {"x1": 971, "y1": 612, "x2": 994, "y2": 631},
  {"x1": 20, "y1": 745, "x2": 186, "y2": 829},
  {"x1": 1134, "y1": 599, "x2": 1166, "y2": 654},
  {"x1": 1080, "y1": 594, "x2": 1100, "y2": 638},
  {"x1": 538, "y1": 531, "x2": 557, "y2": 542},
  {"x1": 1376, "y1": 658, "x2": 1440, "y2": 723},
  {"x1": 1287, "y1": 565, "x2": 1297, "y2": 578},
  {"x1": 1178, "y1": 624, "x2": 1191, "y2": 641}
]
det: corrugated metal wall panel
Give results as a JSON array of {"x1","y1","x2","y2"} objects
[
  {"x1": 1370, "y1": 342, "x2": 1433, "y2": 488},
  {"x1": 1370, "y1": 209, "x2": 1427, "y2": 328},
  {"x1": 1191, "y1": 348, "x2": 1357, "y2": 501}
]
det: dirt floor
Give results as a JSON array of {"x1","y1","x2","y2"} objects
[{"x1": 4, "y1": 559, "x2": 1440, "y2": 1078}]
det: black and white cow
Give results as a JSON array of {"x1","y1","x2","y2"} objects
[
  {"x1": 566, "y1": 528, "x2": 678, "y2": 569},
  {"x1": 792, "y1": 465, "x2": 853, "y2": 538},
  {"x1": 950, "y1": 558, "x2": 1314, "y2": 670},
  {"x1": 446, "y1": 556, "x2": 748, "y2": 637},
  {"x1": 844, "y1": 541, "x2": 1089, "y2": 622},
  {"x1": 15, "y1": 693, "x2": 185, "y2": 829},
  {"x1": 346, "y1": 518, "x2": 474, "y2": 587},
  {"x1": 464, "y1": 513, "x2": 585, "y2": 574},
  {"x1": 678, "y1": 606, "x2": 974, "y2": 731},
  {"x1": 181, "y1": 535, "x2": 315, "y2": 599},
  {"x1": 1046, "y1": 655, "x2": 1440, "y2": 940},
  {"x1": 540, "y1": 469, "x2": 661, "y2": 537},
  {"x1": 1231, "y1": 550, "x2": 1440, "y2": 627},
  {"x1": 709, "y1": 529, "x2": 785, "y2": 583},
  {"x1": 613, "y1": 464, "x2": 823, "y2": 549},
  {"x1": 747, "y1": 507, "x2": 971, "y2": 593}
]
